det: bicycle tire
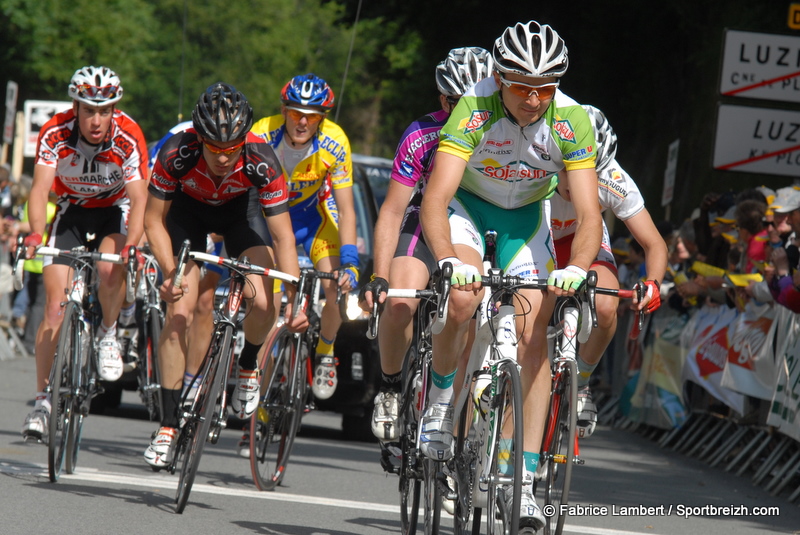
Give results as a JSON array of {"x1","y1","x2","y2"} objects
[
  {"x1": 49, "y1": 302, "x2": 79, "y2": 482},
  {"x1": 141, "y1": 307, "x2": 164, "y2": 422},
  {"x1": 66, "y1": 317, "x2": 92, "y2": 474},
  {"x1": 399, "y1": 346, "x2": 422, "y2": 535},
  {"x1": 422, "y1": 457, "x2": 442, "y2": 535},
  {"x1": 175, "y1": 324, "x2": 232, "y2": 513},
  {"x1": 250, "y1": 325, "x2": 301, "y2": 490},
  {"x1": 485, "y1": 360, "x2": 523, "y2": 535},
  {"x1": 452, "y1": 375, "x2": 478, "y2": 535},
  {"x1": 543, "y1": 360, "x2": 577, "y2": 535}
]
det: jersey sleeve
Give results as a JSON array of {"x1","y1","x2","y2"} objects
[
  {"x1": 35, "y1": 111, "x2": 73, "y2": 169},
  {"x1": 552, "y1": 104, "x2": 597, "y2": 172},
  {"x1": 325, "y1": 123, "x2": 353, "y2": 190},
  {"x1": 437, "y1": 95, "x2": 493, "y2": 162},
  {"x1": 598, "y1": 160, "x2": 645, "y2": 220},
  {"x1": 245, "y1": 137, "x2": 290, "y2": 216},
  {"x1": 114, "y1": 111, "x2": 148, "y2": 184},
  {"x1": 148, "y1": 132, "x2": 200, "y2": 201}
]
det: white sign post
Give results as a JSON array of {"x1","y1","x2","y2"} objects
[
  {"x1": 720, "y1": 30, "x2": 800, "y2": 104},
  {"x1": 713, "y1": 104, "x2": 800, "y2": 177},
  {"x1": 23, "y1": 100, "x2": 72, "y2": 158},
  {"x1": 3, "y1": 81, "x2": 18, "y2": 146},
  {"x1": 662, "y1": 139, "x2": 679, "y2": 212}
]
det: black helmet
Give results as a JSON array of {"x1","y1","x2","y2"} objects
[{"x1": 192, "y1": 82, "x2": 253, "y2": 142}]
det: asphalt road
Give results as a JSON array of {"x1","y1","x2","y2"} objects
[{"x1": 0, "y1": 356, "x2": 797, "y2": 535}]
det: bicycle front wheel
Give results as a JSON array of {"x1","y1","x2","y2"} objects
[
  {"x1": 399, "y1": 346, "x2": 422, "y2": 535},
  {"x1": 49, "y1": 302, "x2": 80, "y2": 482},
  {"x1": 542, "y1": 360, "x2": 577, "y2": 535},
  {"x1": 250, "y1": 325, "x2": 302, "y2": 490},
  {"x1": 422, "y1": 457, "x2": 442, "y2": 535},
  {"x1": 66, "y1": 319, "x2": 91, "y2": 474},
  {"x1": 175, "y1": 325, "x2": 232, "y2": 513},
  {"x1": 140, "y1": 306, "x2": 164, "y2": 422},
  {"x1": 485, "y1": 360, "x2": 524, "y2": 535}
]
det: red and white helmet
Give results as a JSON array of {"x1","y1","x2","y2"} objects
[{"x1": 68, "y1": 66, "x2": 124, "y2": 107}]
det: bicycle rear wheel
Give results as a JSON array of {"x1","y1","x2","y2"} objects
[
  {"x1": 485, "y1": 360, "x2": 523, "y2": 535},
  {"x1": 399, "y1": 347, "x2": 422, "y2": 535},
  {"x1": 452, "y1": 379, "x2": 479, "y2": 535},
  {"x1": 49, "y1": 302, "x2": 79, "y2": 482},
  {"x1": 250, "y1": 325, "x2": 303, "y2": 490},
  {"x1": 542, "y1": 360, "x2": 577, "y2": 535},
  {"x1": 140, "y1": 307, "x2": 164, "y2": 422},
  {"x1": 422, "y1": 457, "x2": 442, "y2": 535},
  {"x1": 175, "y1": 325, "x2": 232, "y2": 513}
]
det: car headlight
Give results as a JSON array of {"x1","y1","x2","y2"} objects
[{"x1": 345, "y1": 293, "x2": 370, "y2": 321}]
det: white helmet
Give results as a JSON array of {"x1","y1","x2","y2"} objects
[
  {"x1": 68, "y1": 66, "x2": 123, "y2": 107},
  {"x1": 493, "y1": 21, "x2": 569, "y2": 78},
  {"x1": 435, "y1": 47, "x2": 494, "y2": 97},
  {"x1": 582, "y1": 105, "x2": 617, "y2": 171}
]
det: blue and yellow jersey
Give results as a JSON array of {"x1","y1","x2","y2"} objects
[{"x1": 251, "y1": 115, "x2": 353, "y2": 217}]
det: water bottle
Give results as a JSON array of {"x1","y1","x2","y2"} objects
[
  {"x1": 472, "y1": 371, "x2": 492, "y2": 420},
  {"x1": 413, "y1": 371, "x2": 423, "y2": 421},
  {"x1": 70, "y1": 277, "x2": 85, "y2": 302}
]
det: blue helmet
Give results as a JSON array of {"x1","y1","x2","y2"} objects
[{"x1": 281, "y1": 73, "x2": 335, "y2": 110}]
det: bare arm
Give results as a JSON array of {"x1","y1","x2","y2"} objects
[
  {"x1": 561, "y1": 167, "x2": 602, "y2": 271},
  {"x1": 28, "y1": 165, "x2": 56, "y2": 239},
  {"x1": 123, "y1": 179, "x2": 148, "y2": 249},
  {"x1": 624, "y1": 208, "x2": 668, "y2": 285},
  {"x1": 420, "y1": 152, "x2": 467, "y2": 262},
  {"x1": 143, "y1": 194, "x2": 184, "y2": 302},
  {"x1": 372, "y1": 180, "x2": 414, "y2": 279},
  {"x1": 331, "y1": 185, "x2": 358, "y2": 250}
]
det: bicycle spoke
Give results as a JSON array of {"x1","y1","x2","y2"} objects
[
  {"x1": 543, "y1": 361, "x2": 576, "y2": 535},
  {"x1": 49, "y1": 303, "x2": 80, "y2": 482}
]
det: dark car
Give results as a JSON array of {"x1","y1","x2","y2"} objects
[{"x1": 313, "y1": 153, "x2": 392, "y2": 440}]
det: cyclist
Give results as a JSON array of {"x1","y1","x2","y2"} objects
[
  {"x1": 418, "y1": 21, "x2": 603, "y2": 529},
  {"x1": 21, "y1": 66, "x2": 148, "y2": 443},
  {"x1": 359, "y1": 47, "x2": 494, "y2": 458},
  {"x1": 550, "y1": 104, "x2": 667, "y2": 438},
  {"x1": 142, "y1": 83, "x2": 306, "y2": 468},
  {"x1": 251, "y1": 73, "x2": 359, "y2": 400}
]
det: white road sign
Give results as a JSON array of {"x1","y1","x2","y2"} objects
[
  {"x1": 713, "y1": 104, "x2": 800, "y2": 177},
  {"x1": 720, "y1": 30, "x2": 800, "y2": 104},
  {"x1": 661, "y1": 139, "x2": 679, "y2": 207},
  {"x1": 3, "y1": 81, "x2": 18, "y2": 145},
  {"x1": 23, "y1": 100, "x2": 71, "y2": 157}
]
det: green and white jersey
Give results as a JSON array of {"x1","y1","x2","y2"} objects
[{"x1": 438, "y1": 77, "x2": 597, "y2": 210}]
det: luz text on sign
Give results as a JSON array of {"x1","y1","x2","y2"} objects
[{"x1": 720, "y1": 30, "x2": 800, "y2": 104}]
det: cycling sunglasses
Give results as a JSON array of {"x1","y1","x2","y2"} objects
[
  {"x1": 285, "y1": 107, "x2": 325, "y2": 125},
  {"x1": 76, "y1": 84, "x2": 119, "y2": 100},
  {"x1": 498, "y1": 76, "x2": 559, "y2": 100},
  {"x1": 203, "y1": 139, "x2": 246, "y2": 156}
]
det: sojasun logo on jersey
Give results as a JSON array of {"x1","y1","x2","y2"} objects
[
  {"x1": 458, "y1": 110, "x2": 493, "y2": 134},
  {"x1": 478, "y1": 160, "x2": 548, "y2": 181}
]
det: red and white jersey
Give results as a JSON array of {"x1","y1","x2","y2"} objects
[
  {"x1": 149, "y1": 129, "x2": 289, "y2": 216},
  {"x1": 35, "y1": 108, "x2": 147, "y2": 208}
]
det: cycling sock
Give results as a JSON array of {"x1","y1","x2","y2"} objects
[
  {"x1": 428, "y1": 368, "x2": 456, "y2": 406},
  {"x1": 498, "y1": 438, "x2": 514, "y2": 475},
  {"x1": 576, "y1": 356, "x2": 598, "y2": 388},
  {"x1": 380, "y1": 371, "x2": 402, "y2": 393},
  {"x1": 34, "y1": 392, "x2": 51, "y2": 412},
  {"x1": 523, "y1": 451, "x2": 540, "y2": 490},
  {"x1": 238, "y1": 340, "x2": 261, "y2": 371},
  {"x1": 315, "y1": 334, "x2": 335, "y2": 359},
  {"x1": 97, "y1": 321, "x2": 117, "y2": 339},
  {"x1": 119, "y1": 302, "x2": 136, "y2": 326},
  {"x1": 162, "y1": 388, "x2": 181, "y2": 428},
  {"x1": 182, "y1": 372, "x2": 200, "y2": 392}
]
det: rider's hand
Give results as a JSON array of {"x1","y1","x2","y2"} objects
[
  {"x1": 633, "y1": 280, "x2": 661, "y2": 314},
  {"x1": 22, "y1": 233, "x2": 43, "y2": 260},
  {"x1": 121, "y1": 245, "x2": 145, "y2": 271},
  {"x1": 284, "y1": 301, "x2": 309, "y2": 334},
  {"x1": 160, "y1": 269, "x2": 188, "y2": 304},
  {"x1": 358, "y1": 275, "x2": 389, "y2": 310},
  {"x1": 439, "y1": 256, "x2": 481, "y2": 289},
  {"x1": 338, "y1": 263, "x2": 359, "y2": 292},
  {"x1": 547, "y1": 265, "x2": 587, "y2": 294}
]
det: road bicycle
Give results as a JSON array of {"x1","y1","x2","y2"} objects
[
  {"x1": 364, "y1": 265, "x2": 450, "y2": 535},
  {"x1": 14, "y1": 239, "x2": 135, "y2": 483},
  {"x1": 161, "y1": 240, "x2": 298, "y2": 513},
  {"x1": 536, "y1": 273, "x2": 642, "y2": 535},
  {"x1": 249, "y1": 266, "x2": 344, "y2": 490}
]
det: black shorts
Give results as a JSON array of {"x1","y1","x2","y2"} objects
[
  {"x1": 46, "y1": 201, "x2": 129, "y2": 267},
  {"x1": 394, "y1": 189, "x2": 436, "y2": 276},
  {"x1": 166, "y1": 188, "x2": 273, "y2": 259}
]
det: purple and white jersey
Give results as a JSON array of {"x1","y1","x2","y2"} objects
[{"x1": 391, "y1": 109, "x2": 450, "y2": 194}]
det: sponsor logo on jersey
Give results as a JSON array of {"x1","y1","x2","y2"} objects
[
  {"x1": 531, "y1": 144, "x2": 551, "y2": 161},
  {"x1": 478, "y1": 160, "x2": 549, "y2": 181},
  {"x1": 565, "y1": 147, "x2": 589, "y2": 159},
  {"x1": 599, "y1": 170, "x2": 627, "y2": 199},
  {"x1": 550, "y1": 218, "x2": 577, "y2": 231},
  {"x1": 400, "y1": 161, "x2": 414, "y2": 178},
  {"x1": 486, "y1": 139, "x2": 513, "y2": 148},
  {"x1": 553, "y1": 118, "x2": 576, "y2": 144},
  {"x1": 479, "y1": 148, "x2": 513, "y2": 156},
  {"x1": 112, "y1": 135, "x2": 134, "y2": 157},
  {"x1": 318, "y1": 134, "x2": 348, "y2": 163},
  {"x1": 458, "y1": 110, "x2": 492, "y2": 134}
]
